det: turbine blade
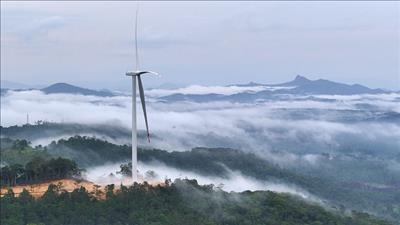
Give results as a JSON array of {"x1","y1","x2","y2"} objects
[
  {"x1": 135, "y1": 5, "x2": 139, "y2": 71},
  {"x1": 138, "y1": 75, "x2": 150, "y2": 142},
  {"x1": 147, "y1": 71, "x2": 160, "y2": 76}
]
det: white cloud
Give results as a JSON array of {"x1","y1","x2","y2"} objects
[
  {"x1": 2, "y1": 91, "x2": 399, "y2": 158},
  {"x1": 84, "y1": 161, "x2": 323, "y2": 203}
]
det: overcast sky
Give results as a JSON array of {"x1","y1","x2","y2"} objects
[{"x1": 1, "y1": 1, "x2": 399, "y2": 90}]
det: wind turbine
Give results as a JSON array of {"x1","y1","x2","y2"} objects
[{"x1": 126, "y1": 6, "x2": 158, "y2": 183}]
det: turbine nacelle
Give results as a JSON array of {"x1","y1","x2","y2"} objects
[{"x1": 126, "y1": 71, "x2": 159, "y2": 76}]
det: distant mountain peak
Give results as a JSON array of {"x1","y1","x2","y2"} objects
[
  {"x1": 41, "y1": 82, "x2": 114, "y2": 97},
  {"x1": 276, "y1": 75, "x2": 312, "y2": 87},
  {"x1": 42, "y1": 82, "x2": 83, "y2": 91},
  {"x1": 294, "y1": 75, "x2": 310, "y2": 82},
  {"x1": 162, "y1": 75, "x2": 390, "y2": 102},
  {"x1": 47, "y1": 83, "x2": 73, "y2": 88}
]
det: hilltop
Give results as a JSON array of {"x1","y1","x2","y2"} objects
[{"x1": 1, "y1": 178, "x2": 392, "y2": 225}]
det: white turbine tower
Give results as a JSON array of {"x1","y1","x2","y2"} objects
[{"x1": 126, "y1": 6, "x2": 158, "y2": 183}]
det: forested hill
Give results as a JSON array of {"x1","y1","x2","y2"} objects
[
  {"x1": 0, "y1": 122, "x2": 131, "y2": 143},
  {"x1": 1, "y1": 179, "x2": 392, "y2": 225},
  {"x1": 1, "y1": 136, "x2": 399, "y2": 224}
]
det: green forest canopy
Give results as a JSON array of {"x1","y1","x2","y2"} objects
[{"x1": 1, "y1": 179, "x2": 393, "y2": 225}]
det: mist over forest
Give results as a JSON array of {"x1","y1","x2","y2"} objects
[
  {"x1": 1, "y1": 77, "x2": 399, "y2": 224},
  {"x1": 1, "y1": 1, "x2": 398, "y2": 224}
]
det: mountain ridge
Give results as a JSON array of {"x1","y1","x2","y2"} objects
[
  {"x1": 1, "y1": 75, "x2": 394, "y2": 98},
  {"x1": 161, "y1": 75, "x2": 389, "y2": 102},
  {"x1": 41, "y1": 83, "x2": 115, "y2": 97}
]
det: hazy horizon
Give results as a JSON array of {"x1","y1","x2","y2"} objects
[{"x1": 2, "y1": 74, "x2": 399, "y2": 93}]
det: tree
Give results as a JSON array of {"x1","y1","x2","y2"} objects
[
  {"x1": 9, "y1": 164, "x2": 25, "y2": 186},
  {"x1": 117, "y1": 162, "x2": 132, "y2": 177},
  {"x1": 18, "y1": 188, "x2": 34, "y2": 204},
  {"x1": 105, "y1": 184, "x2": 115, "y2": 199},
  {"x1": 1, "y1": 165, "x2": 12, "y2": 186},
  {"x1": 11, "y1": 139, "x2": 30, "y2": 150},
  {"x1": 3, "y1": 157, "x2": 82, "y2": 186}
]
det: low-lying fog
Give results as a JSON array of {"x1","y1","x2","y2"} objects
[
  {"x1": 2, "y1": 90, "x2": 399, "y2": 159},
  {"x1": 84, "y1": 161, "x2": 322, "y2": 203},
  {"x1": 2, "y1": 87, "x2": 399, "y2": 221}
]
